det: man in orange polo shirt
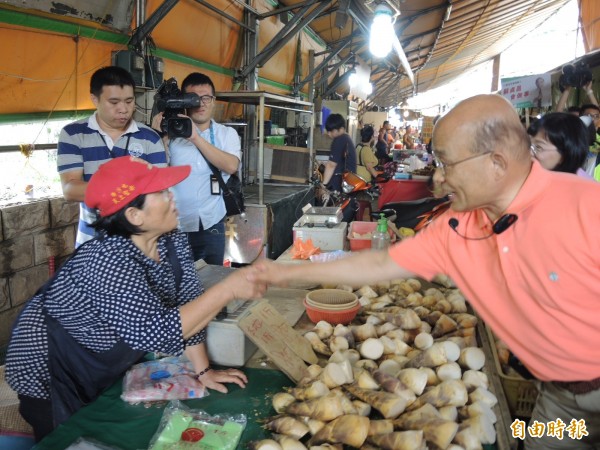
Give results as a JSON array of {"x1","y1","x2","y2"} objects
[{"x1": 253, "y1": 94, "x2": 600, "y2": 450}]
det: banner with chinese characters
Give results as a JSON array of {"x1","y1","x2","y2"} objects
[{"x1": 500, "y1": 73, "x2": 552, "y2": 108}]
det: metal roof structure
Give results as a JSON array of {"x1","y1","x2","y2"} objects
[
  {"x1": 273, "y1": 0, "x2": 572, "y2": 108},
  {"x1": 0, "y1": 0, "x2": 577, "y2": 113}
]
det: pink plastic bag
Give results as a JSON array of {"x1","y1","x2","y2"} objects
[{"x1": 121, "y1": 357, "x2": 209, "y2": 404}]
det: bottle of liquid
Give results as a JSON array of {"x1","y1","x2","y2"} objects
[{"x1": 371, "y1": 214, "x2": 391, "y2": 250}]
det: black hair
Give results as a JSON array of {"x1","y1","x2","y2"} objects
[
  {"x1": 580, "y1": 103, "x2": 600, "y2": 114},
  {"x1": 181, "y1": 72, "x2": 216, "y2": 95},
  {"x1": 325, "y1": 113, "x2": 346, "y2": 132},
  {"x1": 90, "y1": 66, "x2": 136, "y2": 97},
  {"x1": 527, "y1": 112, "x2": 588, "y2": 174},
  {"x1": 91, "y1": 194, "x2": 147, "y2": 238},
  {"x1": 360, "y1": 125, "x2": 375, "y2": 142},
  {"x1": 567, "y1": 106, "x2": 581, "y2": 115}
]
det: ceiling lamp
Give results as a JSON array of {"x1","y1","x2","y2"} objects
[
  {"x1": 369, "y1": 3, "x2": 395, "y2": 58},
  {"x1": 348, "y1": 71, "x2": 359, "y2": 88}
]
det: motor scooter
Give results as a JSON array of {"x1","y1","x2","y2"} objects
[
  {"x1": 312, "y1": 163, "x2": 380, "y2": 222},
  {"x1": 371, "y1": 196, "x2": 450, "y2": 232}
]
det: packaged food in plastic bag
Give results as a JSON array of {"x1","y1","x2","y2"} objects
[
  {"x1": 148, "y1": 401, "x2": 246, "y2": 450},
  {"x1": 121, "y1": 357, "x2": 208, "y2": 404},
  {"x1": 64, "y1": 437, "x2": 123, "y2": 450}
]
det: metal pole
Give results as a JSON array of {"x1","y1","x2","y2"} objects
[
  {"x1": 294, "y1": 36, "x2": 352, "y2": 95},
  {"x1": 258, "y1": 95, "x2": 265, "y2": 205},
  {"x1": 192, "y1": 0, "x2": 255, "y2": 32},
  {"x1": 308, "y1": 50, "x2": 315, "y2": 103},
  {"x1": 129, "y1": 0, "x2": 179, "y2": 48}
]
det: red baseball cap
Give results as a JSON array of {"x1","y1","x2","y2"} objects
[{"x1": 85, "y1": 156, "x2": 191, "y2": 217}]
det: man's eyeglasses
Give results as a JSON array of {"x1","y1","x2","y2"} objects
[
  {"x1": 432, "y1": 151, "x2": 492, "y2": 175},
  {"x1": 585, "y1": 112, "x2": 600, "y2": 120},
  {"x1": 198, "y1": 95, "x2": 216, "y2": 105}
]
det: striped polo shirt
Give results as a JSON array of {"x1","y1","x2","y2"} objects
[{"x1": 57, "y1": 113, "x2": 167, "y2": 246}]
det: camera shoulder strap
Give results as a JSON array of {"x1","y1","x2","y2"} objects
[{"x1": 202, "y1": 121, "x2": 229, "y2": 192}]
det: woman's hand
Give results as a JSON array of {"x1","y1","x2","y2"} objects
[
  {"x1": 223, "y1": 265, "x2": 269, "y2": 301},
  {"x1": 198, "y1": 367, "x2": 248, "y2": 393},
  {"x1": 249, "y1": 259, "x2": 289, "y2": 288}
]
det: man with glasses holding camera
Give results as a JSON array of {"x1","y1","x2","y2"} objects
[{"x1": 152, "y1": 72, "x2": 241, "y2": 266}]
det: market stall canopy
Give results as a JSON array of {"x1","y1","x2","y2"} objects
[
  {"x1": 275, "y1": 0, "x2": 578, "y2": 107},
  {"x1": 0, "y1": 0, "x2": 599, "y2": 116}
]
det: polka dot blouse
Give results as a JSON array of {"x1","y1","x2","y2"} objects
[{"x1": 6, "y1": 231, "x2": 205, "y2": 400}]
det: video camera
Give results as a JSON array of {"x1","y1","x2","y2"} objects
[
  {"x1": 559, "y1": 62, "x2": 593, "y2": 92},
  {"x1": 153, "y1": 77, "x2": 200, "y2": 138}
]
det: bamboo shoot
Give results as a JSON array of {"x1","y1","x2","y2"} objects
[
  {"x1": 369, "y1": 430, "x2": 424, "y2": 450},
  {"x1": 309, "y1": 415, "x2": 370, "y2": 448},
  {"x1": 343, "y1": 384, "x2": 407, "y2": 419}
]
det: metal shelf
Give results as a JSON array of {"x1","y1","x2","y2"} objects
[{"x1": 215, "y1": 91, "x2": 314, "y2": 205}]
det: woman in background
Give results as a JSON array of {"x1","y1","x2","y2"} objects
[
  {"x1": 527, "y1": 112, "x2": 592, "y2": 178},
  {"x1": 356, "y1": 125, "x2": 379, "y2": 182}
]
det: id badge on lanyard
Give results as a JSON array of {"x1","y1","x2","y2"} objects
[{"x1": 210, "y1": 174, "x2": 220, "y2": 195}]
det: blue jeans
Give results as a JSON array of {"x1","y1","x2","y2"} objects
[{"x1": 186, "y1": 217, "x2": 226, "y2": 265}]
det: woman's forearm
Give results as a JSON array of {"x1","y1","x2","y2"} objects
[{"x1": 179, "y1": 286, "x2": 232, "y2": 339}]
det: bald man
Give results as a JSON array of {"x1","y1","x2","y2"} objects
[{"x1": 253, "y1": 94, "x2": 600, "y2": 449}]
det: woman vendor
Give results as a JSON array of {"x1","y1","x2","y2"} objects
[
  {"x1": 5, "y1": 156, "x2": 267, "y2": 441},
  {"x1": 356, "y1": 125, "x2": 379, "y2": 182}
]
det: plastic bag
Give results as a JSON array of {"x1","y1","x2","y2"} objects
[
  {"x1": 148, "y1": 400, "x2": 246, "y2": 450},
  {"x1": 64, "y1": 437, "x2": 123, "y2": 450},
  {"x1": 121, "y1": 357, "x2": 208, "y2": 404},
  {"x1": 309, "y1": 249, "x2": 351, "y2": 262}
]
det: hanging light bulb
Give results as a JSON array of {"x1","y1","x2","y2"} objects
[
  {"x1": 369, "y1": 3, "x2": 395, "y2": 58},
  {"x1": 364, "y1": 82, "x2": 373, "y2": 95},
  {"x1": 348, "y1": 71, "x2": 359, "y2": 88}
]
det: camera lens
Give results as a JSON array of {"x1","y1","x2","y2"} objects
[
  {"x1": 166, "y1": 117, "x2": 192, "y2": 138},
  {"x1": 172, "y1": 119, "x2": 185, "y2": 133}
]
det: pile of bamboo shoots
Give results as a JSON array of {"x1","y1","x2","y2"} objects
[{"x1": 251, "y1": 279, "x2": 498, "y2": 450}]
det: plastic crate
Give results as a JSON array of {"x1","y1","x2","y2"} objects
[
  {"x1": 486, "y1": 325, "x2": 538, "y2": 418},
  {"x1": 348, "y1": 221, "x2": 376, "y2": 251},
  {"x1": 347, "y1": 221, "x2": 394, "y2": 251},
  {"x1": 265, "y1": 135, "x2": 285, "y2": 145},
  {"x1": 293, "y1": 221, "x2": 347, "y2": 251}
]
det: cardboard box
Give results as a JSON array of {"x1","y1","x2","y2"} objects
[
  {"x1": 292, "y1": 221, "x2": 347, "y2": 251},
  {"x1": 238, "y1": 301, "x2": 317, "y2": 382}
]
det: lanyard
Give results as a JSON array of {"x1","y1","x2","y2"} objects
[
  {"x1": 99, "y1": 134, "x2": 131, "y2": 158},
  {"x1": 208, "y1": 121, "x2": 215, "y2": 147}
]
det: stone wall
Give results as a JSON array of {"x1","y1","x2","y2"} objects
[{"x1": 0, "y1": 197, "x2": 78, "y2": 360}]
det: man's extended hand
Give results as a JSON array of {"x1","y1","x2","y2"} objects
[{"x1": 248, "y1": 259, "x2": 289, "y2": 288}]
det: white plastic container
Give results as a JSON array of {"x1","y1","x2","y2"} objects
[
  {"x1": 292, "y1": 221, "x2": 347, "y2": 251},
  {"x1": 206, "y1": 300, "x2": 258, "y2": 367}
]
